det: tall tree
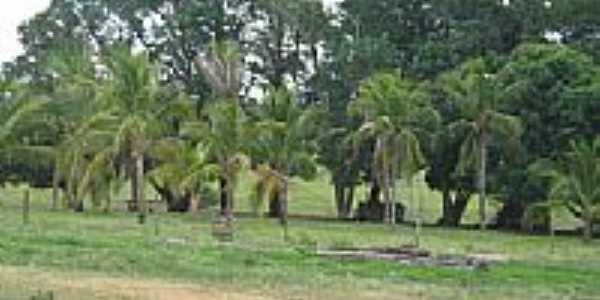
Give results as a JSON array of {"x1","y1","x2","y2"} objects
[
  {"x1": 313, "y1": 30, "x2": 397, "y2": 219},
  {"x1": 201, "y1": 101, "x2": 248, "y2": 220},
  {"x1": 194, "y1": 40, "x2": 245, "y2": 218},
  {"x1": 84, "y1": 46, "x2": 167, "y2": 223},
  {"x1": 495, "y1": 43, "x2": 600, "y2": 229},
  {"x1": 248, "y1": 88, "x2": 322, "y2": 237},
  {"x1": 350, "y1": 71, "x2": 439, "y2": 224},
  {"x1": 440, "y1": 58, "x2": 522, "y2": 229}
]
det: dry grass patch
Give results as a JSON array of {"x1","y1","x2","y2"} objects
[{"x1": 0, "y1": 266, "x2": 270, "y2": 300}]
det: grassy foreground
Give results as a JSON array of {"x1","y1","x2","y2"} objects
[{"x1": 0, "y1": 174, "x2": 599, "y2": 300}]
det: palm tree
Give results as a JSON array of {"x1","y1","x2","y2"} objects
[
  {"x1": 201, "y1": 101, "x2": 249, "y2": 220},
  {"x1": 440, "y1": 59, "x2": 522, "y2": 230},
  {"x1": 248, "y1": 88, "x2": 322, "y2": 239},
  {"x1": 532, "y1": 139, "x2": 600, "y2": 241},
  {"x1": 44, "y1": 42, "x2": 99, "y2": 210},
  {"x1": 194, "y1": 40, "x2": 245, "y2": 220},
  {"x1": 350, "y1": 71, "x2": 438, "y2": 225},
  {"x1": 149, "y1": 138, "x2": 220, "y2": 212},
  {"x1": 82, "y1": 46, "x2": 167, "y2": 223}
]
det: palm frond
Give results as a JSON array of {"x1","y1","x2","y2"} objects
[
  {"x1": 78, "y1": 146, "x2": 117, "y2": 199},
  {"x1": 488, "y1": 111, "x2": 523, "y2": 142},
  {"x1": 0, "y1": 97, "x2": 50, "y2": 141},
  {"x1": 195, "y1": 40, "x2": 242, "y2": 99},
  {"x1": 456, "y1": 130, "x2": 479, "y2": 175}
]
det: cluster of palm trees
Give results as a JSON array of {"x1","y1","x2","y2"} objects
[
  {"x1": 1, "y1": 40, "x2": 598, "y2": 241},
  {"x1": 1, "y1": 41, "x2": 321, "y2": 230},
  {"x1": 347, "y1": 61, "x2": 523, "y2": 230}
]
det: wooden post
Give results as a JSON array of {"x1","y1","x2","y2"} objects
[{"x1": 23, "y1": 189, "x2": 30, "y2": 225}]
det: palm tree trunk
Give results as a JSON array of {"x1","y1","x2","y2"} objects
[
  {"x1": 345, "y1": 186, "x2": 355, "y2": 218},
  {"x1": 279, "y1": 177, "x2": 289, "y2": 242},
  {"x1": 219, "y1": 177, "x2": 228, "y2": 216},
  {"x1": 440, "y1": 186, "x2": 452, "y2": 226},
  {"x1": 378, "y1": 137, "x2": 392, "y2": 224},
  {"x1": 369, "y1": 183, "x2": 381, "y2": 205},
  {"x1": 383, "y1": 173, "x2": 392, "y2": 224},
  {"x1": 451, "y1": 191, "x2": 470, "y2": 226},
  {"x1": 188, "y1": 192, "x2": 199, "y2": 213},
  {"x1": 550, "y1": 206, "x2": 555, "y2": 253},
  {"x1": 334, "y1": 183, "x2": 346, "y2": 219},
  {"x1": 410, "y1": 177, "x2": 421, "y2": 248},
  {"x1": 390, "y1": 166, "x2": 397, "y2": 225},
  {"x1": 135, "y1": 153, "x2": 146, "y2": 224},
  {"x1": 478, "y1": 137, "x2": 488, "y2": 230}
]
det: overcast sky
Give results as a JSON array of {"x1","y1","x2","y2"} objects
[
  {"x1": 0, "y1": 0, "x2": 341, "y2": 64},
  {"x1": 0, "y1": 0, "x2": 51, "y2": 63}
]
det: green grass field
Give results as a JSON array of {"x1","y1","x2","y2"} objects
[{"x1": 0, "y1": 171, "x2": 598, "y2": 300}]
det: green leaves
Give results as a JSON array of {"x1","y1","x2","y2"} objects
[
  {"x1": 351, "y1": 71, "x2": 437, "y2": 181},
  {"x1": 149, "y1": 139, "x2": 220, "y2": 197},
  {"x1": 248, "y1": 88, "x2": 322, "y2": 180},
  {"x1": 195, "y1": 40, "x2": 243, "y2": 100},
  {"x1": 0, "y1": 96, "x2": 50, "y2": 143},
  {"x1": 439, "y1": 58, "x2": 523, "y2": 175},
  {"x1": 530, "y1": 138, "x2": 600, "y2": 239}
]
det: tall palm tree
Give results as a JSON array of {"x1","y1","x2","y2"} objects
[
  {"x1": 194, "y1": 40, "x2": 245, "y2": 219},
  {"x1": 350, "y1": 71, "x2": 438, "y2": 225},
  {"x1": 200, "y1": 101, "x2": 249, "y2": 220},
  {"x1": 44, "y1": 42, "x2": 99, "y2": 210},
  {"x1": 248, "y1": 88, "x2": 322, "y2": 238},
  {"x1": 440, "y1": 59, "x2": 522, "y2": 230},
  {"x1": 82, "y1": 46, "x2": 166, "y2": 223}
]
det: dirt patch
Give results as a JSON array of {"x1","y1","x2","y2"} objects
[
  {"x1": 55, "y1": 279, "x2": 270, "y2": 300},
  {"x1": 317, "y1": 246, "x2": 509, "y2": 269},
  {"x1": 0, "y1": 267, "x2": 270, "y2": 300}
]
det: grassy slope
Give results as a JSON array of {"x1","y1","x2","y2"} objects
[{"x1": 0, "y1": 171, "x2": 598, "y2": 299}]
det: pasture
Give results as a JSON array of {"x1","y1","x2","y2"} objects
[{"x1": 0, "y1": 172, "x2": 598, "y2": 300}]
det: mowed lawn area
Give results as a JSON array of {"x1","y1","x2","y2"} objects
[{"x1": 0, "y1": 171, "x2": 599, "y2": 300}]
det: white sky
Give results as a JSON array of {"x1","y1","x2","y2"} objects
[
  {"x1": 0, "y1": 0, "x2": 51, "y2": 63},
  {"x1": 0, "y1": 0, "x2": 340, "y2": 64}
]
